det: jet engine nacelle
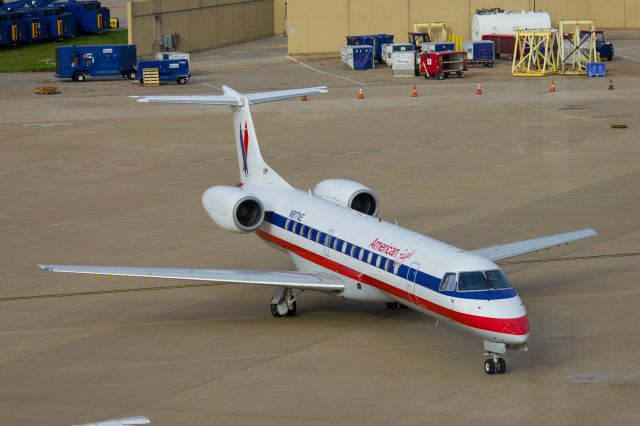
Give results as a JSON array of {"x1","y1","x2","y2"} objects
[
  {"x1": 202, "y1": 185, "x2": 265, "y2": 233},
  {"x1": 313, "y1": 179, "x2": 379, "y2": 216}
]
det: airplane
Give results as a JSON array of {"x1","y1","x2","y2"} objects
[{"x1": 39, "y1": 86, "x2": 597, "y2": 375}]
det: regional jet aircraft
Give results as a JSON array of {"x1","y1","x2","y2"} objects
[{"x1": 39, "y1": 86, "x2": 596, "y2": 374}]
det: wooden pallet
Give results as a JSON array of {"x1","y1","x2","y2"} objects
[
  {"x1": 33, "y1": 86, "x2": 60, "y2": 95},
  {"x1": 142, "y1": 68, "x2": 160, "y2": 86}
]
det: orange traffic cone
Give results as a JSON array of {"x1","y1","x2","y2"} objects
[
  {"x1": 476, "y1": 83, "x2": 482, "y2": 95},
  {"x1": 608, "y1": 79, "x2": 614, "y2": 90},
  {"x1": 357, "y1": 87, "x2": 364, "y2": 99},
  {"x1": 411, "y1": 85, "x2": 418, "y2": 97},
  {"x1": 549, "y1": 80, "x2": 556, "y2": 93},
  {"x1": 301, "y1": 95, "x2": 308, "y2": 101}
]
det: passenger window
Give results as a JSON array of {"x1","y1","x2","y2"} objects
[
  {"x1": 359, "y1": 249, "x2": 366, "y2": 261},
  {"x1": 309, "y1": 228, "x2": 316, "y2": 240},
  {"x1": 300, "y1": 225, "x2": 307, "y2": 236},
  {"x1": 333, "y1": 238, "x2": 339, "y2": 251},
  {"x1": 458, "y1": 272, "x2": 490, "y2": 291},
  {"x1": 485, "y1": 270, "x2": 512, "y2": 289},
  {"x1": 316, "y1": 231, "x2": 323, "y2": 243},
  {"x1": 375, "y1": 256, "x2": 382, "y2": 268},
  {"x1": 439, "y1": 273, "x2": 457, "y2": 291},
  {"x1": 291, "y1": 222, "x2": 299, "y2": 234},
  {"x1": 350, "y1": 245, "x2": 356, "y2": 257},
  {"x1": 342, "y1": 242, "x2": 349, "y2": 254},
  {"x1": 284, "y1": 219, "x2": 291, "y2": 231}
]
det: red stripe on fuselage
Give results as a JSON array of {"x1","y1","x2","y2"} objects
[{"x1": 255, "y1": 229, "x2": 529, "y2": 336}]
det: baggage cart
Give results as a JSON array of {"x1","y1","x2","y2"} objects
[
  {"x1": 136, "y1": 59, "x2": 190, "y2": 84},
  {"x1": 419, "y1": 51, "x2": 467, "y2": 80},
  {"x1": 481, "y1": 34, "x2": 516, "y2": 60},
  {"x1": 55, "y1": 45, "x2": 137, "y2": 81},
  {"x1": 462, "y1": 40, "x2": 494, "y2": 67}
]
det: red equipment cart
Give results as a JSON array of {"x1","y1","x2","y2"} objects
[{"x1": 419, "y1": 51, "x2": 468, "y2": 80}]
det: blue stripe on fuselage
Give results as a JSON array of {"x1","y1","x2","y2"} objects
[{"x1": 263, "y1": 211, "x2": 516, "y2": 301}]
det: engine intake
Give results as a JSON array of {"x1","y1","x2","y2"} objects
[
  {"x1": 313, "y1": 179, "x2": 379, "y2": 216},
  {"x1": 202, "y1": 185, "x2": 265, "y2": 233}
]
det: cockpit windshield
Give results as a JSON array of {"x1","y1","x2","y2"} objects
[
  {"x1": 439, "y1": 270, "x2": 513, "y2": 292},
  {"x1": 458, "y1": 272, "x2": 489, "y2": 291},
  {"x1": 485, "y1": 270, "x2": 513, "y2": 289}
]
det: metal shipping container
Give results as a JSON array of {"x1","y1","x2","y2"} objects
[
  {"x1": 55, "y1": 44, "x2": 137, "y2": 81},
  {"x1": 421, "y1": 41, "x2": 455, "y2": 53},
  {"x1": 462, "y1": 40, "x2": 494, "y2": 66},
  {"x1": 381, "y1": 43, "x2": 414, "y2": 66},
  {"x1": 341, "y1": 45, "x2": 374, "y2": 70},
  {"x1": 481, "y1": 34, "x2": 516, "y2": 60}
]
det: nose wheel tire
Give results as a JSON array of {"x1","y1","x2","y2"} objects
[{"x1": 484, "y1": 357, "x2": 506, "y2": 375}]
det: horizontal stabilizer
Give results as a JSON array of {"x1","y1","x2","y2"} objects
[
  {"x1": 471, "y1": 228, "x2": 597, "y2": 261},
  {"x1": 132, "y1": 85, "x2": 328, "y2": 106},
  {"x1": 38, "y1": 265, "x2": 344, "y2": 292}
]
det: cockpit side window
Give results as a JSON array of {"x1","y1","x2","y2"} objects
[
  {"x1": 485, "y1": 270, "x2": 513, "y2": 289},
  {"x1": 440, "y1": 273, "x2": 457, "y2": 291},
  {"x1": 458, "y1": 271, "x2": 490, "y2": 291}
]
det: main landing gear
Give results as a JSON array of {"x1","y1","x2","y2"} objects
[
  {"x1": 270, "y1": 287, "x2": 298, "y2": 317},
  {"x1": 484, "y1": 354, "x2": 507, "y2": 375}
]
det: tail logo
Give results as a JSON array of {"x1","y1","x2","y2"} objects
[{"x1": 239, "y1": 122, "x2": 249, "y2": 176}]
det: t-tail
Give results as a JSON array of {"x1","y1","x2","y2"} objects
[{"x1": 132, "y1": 85, "x2": 328, "y2": 186}]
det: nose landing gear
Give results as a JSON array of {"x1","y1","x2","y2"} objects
[{"x1": 484, "y1": 355, "x2": 507, "y2": 375}]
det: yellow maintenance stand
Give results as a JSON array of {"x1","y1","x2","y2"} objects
[
  {"x1": 511, "y1": 29, "x2": 558, "y2": 76},
  {"x1": 557, "y1": 20, "x2": 598, "y2": 75},
  {"x1": 413, "y1": 22, "x2": 447, "y2": 42}
]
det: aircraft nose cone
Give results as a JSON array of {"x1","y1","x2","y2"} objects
[{"x1": 502, "y1": 315, "x2": 530, "y2": 337}]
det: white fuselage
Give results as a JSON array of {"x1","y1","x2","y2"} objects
[{"x1": 229, "y1": 183, "x2": 530, "y2": 346}]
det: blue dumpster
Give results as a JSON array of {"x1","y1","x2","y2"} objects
[{"x1": 136, "y1": 59, "x2": 191, "y2": 84}]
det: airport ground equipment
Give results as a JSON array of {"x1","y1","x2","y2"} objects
[
  {"x1": 346, "y1": 34, "x2": 392, "y2": 63},
  {"x1": 136, "y1": 59, "x2": 190, "y2": 84},
  {"x1": 413, "y1": 21, "x2": 446, "y2": 42},
  {"x1": 557, "y1": 21, "x2": 597, "y2": 75},
  {"x1": 582, "y1": 30, "x2": 613, "y2": 61},
  {"x1": 0, "y1": 10, "x2": 28, "y2": 43},
  {"x1": 511, "y1": 29, "x2": 558, "y2": 77},
  {"x1": 481, "y1": 34, "x2": 516, "y2": 60},
  {"x1": 382, "y1": 43, "x2": 413, "y2": 65},
  {"x1": 420, "y1": 41, "x2": 455, "y2": 53},
  {"x1": 408, "y1": 31, "x2": 430, "y2": 49},
  {"x1": 462, "y1": 40, "x2": 494, "y2": 67},
  {"x1": 55, "y1": 44, "x2": 137, "y2": 81},
  {"x1": 58, "y1": 0, "x2": 109, "y2": 33},
  {"x1": 419, "y1": 51, "x2": 467, "y2": 80},
  {"x1": 340, "y1": 45, "x2": 374, "y2": 70},
  {"x1": 586, "y1": 62, "x2": 606, "y2": 77},
  {"x1": 471, "y1": 10, "x2": 550, "y2": 41}
]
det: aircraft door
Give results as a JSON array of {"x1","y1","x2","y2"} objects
[
  {"x1": 324, "y1": 229, "x2": 334, "y2": 257},
  {"x1": 406, "y1": 262, "x2": 420, "y2": 305}
]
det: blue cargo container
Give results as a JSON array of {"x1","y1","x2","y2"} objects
[
  {"x1": 59, "y1": 0, "x2": 109, "y2": 33},
  {"x1": 39, "y1": 5, "x2": 76, "y2": 38},
  {"x1": 347, "y1": 34, "x2": 393, "y2": 63},
  {"x1": 421, "y1": 41, "x2": 455, "y2": 53},
  {"x1": 55, "y1": 44, "x2": 137, "y2": 81},
  {"x1": 462, "y1": 40, "x2": 494, "y2": 67},
  {"x1": 136, "y1": 59, "x2": 190, "y2": 84}
]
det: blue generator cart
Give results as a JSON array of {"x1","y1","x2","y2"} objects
[
  {"x1": 55, "y1": 45, "x2": 137, "y2": 81},
  {"x1": 136, "y1": 59, "x2": 190, "y2": 84}
]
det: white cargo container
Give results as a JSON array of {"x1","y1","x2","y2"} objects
[
  {"x1": 391, "y1": 50, "x2": 415, "y2": 77},
  {"x1": 381, "y1": 43, "x2": 414, "y2": 66},
  {"x1": 471, "y1": 11, "x2": 551, "y2": 41},
  {"x1": 157, "y1": 51, "x2": 191, "y2": 61},
  {"x1": 340, "y1": 45, "x2": 374, "y2": 70}
]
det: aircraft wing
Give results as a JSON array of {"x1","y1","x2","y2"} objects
[
  {"x1": 37, "y1": 265, "x2": 344, "y2": 293},
  {"x1": 470, "y1": 228, "x2": 597, "y2": 262}
]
